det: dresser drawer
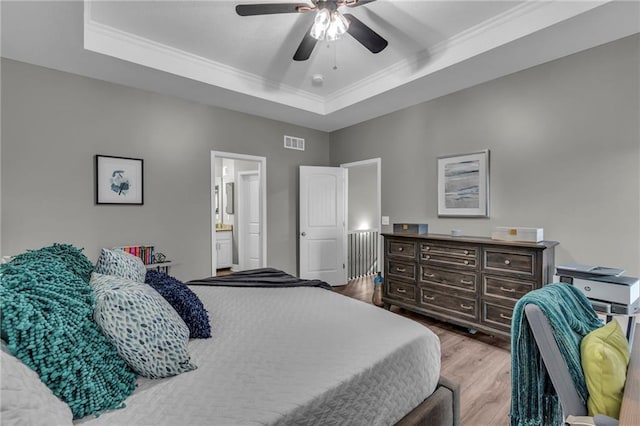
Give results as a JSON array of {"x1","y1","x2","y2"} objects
[
  {"x1": 483, "y1": 248, "x2": 535, "y2": 276},
  {"x1": 387, "y1": 279, "x2": 416, "y2": 303},
  {"x1": 420, "y1": 266, "x2": 476, "y2": 293},
  {"x1": 387, "y1": 240, "x2": 416, "y2": 260},
  {"x1": 481, "y1": 301, "x2": 515, "y2": 332},
  {"x1": 483, "y1": 275, "x2": 534, "y2": 301},
  {"x1": 387, "y1": 259, "x2": 416, "y2": 281},
  {"x1": 419, "y1": 288, "x2": 477, "y2": 320},
  {"x1": 421, "y1": 242, "x2": 478, "y2": 259},
  {"x1": 421, "y1": 251, "x2": 477, "y2": 269}
]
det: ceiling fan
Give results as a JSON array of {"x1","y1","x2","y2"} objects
[{"x1": 236, "y1": 0, "x2": 388, "y2": 61}]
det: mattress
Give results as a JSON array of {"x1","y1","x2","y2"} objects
[{"x1": 76, "y1": 286, "x2": 441, "y2": 425}]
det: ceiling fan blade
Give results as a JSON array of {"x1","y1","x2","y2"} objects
[
  {"x1": 345, "y1": 0, "x2": 377, "y2": 7},
  {"x1": 343, "y1": 13, "x2": 388, "y2": 54},
  {"x1": 293, "y1": 25, "x2": 318, "y2": 61},
  {"x1": 236, "y1": 3, "x2": 310, "y2": 16}
]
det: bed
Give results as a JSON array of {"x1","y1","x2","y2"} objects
[
  {"x1": 2, "y1": 248, "x2": 459, "y2": 426},
  {"x1": 77, "y1": 275, "x2": 456, "y2": 425}
]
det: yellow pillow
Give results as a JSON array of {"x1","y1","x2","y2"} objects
[{"x1": 581, "y1": 319, "x2": 630, "y2": 419}]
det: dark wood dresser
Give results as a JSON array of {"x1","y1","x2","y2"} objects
[{"x1": 382, "y1": 233, "x2": 559, "y2": 337}]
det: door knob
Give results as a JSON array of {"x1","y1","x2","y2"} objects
[{"x1": 301, "y1": 232, "x2": 306, "y2": 237}]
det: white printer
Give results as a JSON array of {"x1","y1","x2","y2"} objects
[{"x1": 556, "y1": 263, "x2": 639, "y2": 315}]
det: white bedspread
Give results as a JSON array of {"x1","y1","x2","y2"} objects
[{"x1": 76, "y1": 286, "x2": 440, "y2": 425}]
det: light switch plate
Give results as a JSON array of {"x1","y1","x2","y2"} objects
[{"x1": 381, "y1": 216, "x2": 390, "y2": 225}]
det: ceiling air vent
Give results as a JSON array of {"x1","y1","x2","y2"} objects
[{"x1": 284, "y1": 135, "x2": 305, "y2": 151}]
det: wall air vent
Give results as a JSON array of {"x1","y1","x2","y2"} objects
[{"x1": 284, "y1": 135, "x2": 305, "y2": 151}]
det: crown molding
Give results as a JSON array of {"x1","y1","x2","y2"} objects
[
  {"x1": 83, "y1": 0, "x2": 611, "y2": 117},
  {"x1": 83, "y1": 2, "x2": 326, "y2": 115},
  {"x1": 324, "y1": 0, "x2": 608, "y2": 113}
]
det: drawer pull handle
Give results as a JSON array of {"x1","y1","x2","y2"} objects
[
  {"x1": 424, "y1": 255, "x2": 431, "y2": 260},
  {"x1": 397, "y1": 247, "x2": 404, "y2": 252},
  {"x1": 500, "y1": 286, "x2": 516, "y2": 293},
  {"x1": 464, "y1": 250, "x2": 469, "y2": 255},
  {"x1": 396, "y1": 288, "x2": 407, "y2": 294},
  {"x1": 504, "y1": 259, "x2": 511, "y2": 265},
  {"x1": 396, "y1": 267, "x2": 406, "y2": 273},
  {"x1": 460, "y1": 279, "x2": 472, "y2": 285},
  {"x1": 425, "y1": 246, "x2": 430, "y2": 251},
  {"x1": 424, "y1": 273, "x2": 435, "y2": 278},
  {"x1": 423, "y1": 295, "x2": 435, "y2": 301},
  {"x1": 460, "y1": 304, "x2": 473, "y2": 311},
  {"x1": 463, "y1": 260, "x2": 469, "y2": 265},
  {"x1": 500, "y1": 313, "x2": 513, "y2": 321}
]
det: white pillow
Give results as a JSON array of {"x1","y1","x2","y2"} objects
[
  {"x1": 94, "y1": 248, "x2": 147, "y2": 282},
  {"x1": 1, "y1": 344, "x2": 73, "y2": 426},
  {"x1": 90, "y1": 273, "x2": 197, "y2": 379}
]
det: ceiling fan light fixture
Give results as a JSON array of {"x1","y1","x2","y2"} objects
[
  {"x1": 310, "y1": 23, "x2": 326, "y2": 40},
  {"x1": 325, "y1": 28, "x2": 339, "y2": 41},
  {"x1": 325, "y1": 24, "x2": 341, "y2": 41},
  {"x1": 312, "y1": 9, "x2": 350, "y2": 41},
  {"x1": 314, "y1": 8, "x2": 331, "y2": 27},
  {"x1": 329, "y1": 10, "x2": 349, "y2": 37},
  {"x1": 328, "y1": 11, "x2": 349, "y2": 39},
  {"x1": 310, "y1": 8, "x2": 331, "y2": 40}
]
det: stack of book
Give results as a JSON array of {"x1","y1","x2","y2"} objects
[{"x1": 113, "y1": 245, "x2": 155, "y2": 265}]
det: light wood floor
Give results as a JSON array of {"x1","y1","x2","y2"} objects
[{"x1": 334, "y1": 276, "x2": 512, "y2": 426}]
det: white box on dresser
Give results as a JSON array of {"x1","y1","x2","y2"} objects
[{"x1": 491, "y1": 227, "x2": 544, "y2": 243}]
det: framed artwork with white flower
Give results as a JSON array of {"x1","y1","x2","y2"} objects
[{"x1": 95, "y1": 155, "x2": 144, "y2": 205}]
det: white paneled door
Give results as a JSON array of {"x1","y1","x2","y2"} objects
[
  {"x1": 299, "y1": 166, "x2": 347, "y2": 286},
  {"x1": 238, "y1": 171, "x2": 261, "y2": 270}
]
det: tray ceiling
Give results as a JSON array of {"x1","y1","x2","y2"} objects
[{"x1": 2, "y1": 1, "x2": 639, "y2": 131}]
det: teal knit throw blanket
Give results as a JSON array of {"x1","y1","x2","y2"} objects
[
  {"x1": 1, "y1": 245, "x2": 137, "y2": 419},
  {"x1": 510, "y1": 283, "x2": 602, "y2": 426}
]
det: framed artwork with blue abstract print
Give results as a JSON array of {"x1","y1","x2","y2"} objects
[
  {"x1": 95, "y1": 155, "x2": 144, "y2": 205},
  {"x1": 437, "y1": 150, "x2": 489, "y2": 218}
]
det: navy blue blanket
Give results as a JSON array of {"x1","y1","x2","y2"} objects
[{"x1": 187, "y1": 268, "x2": 332, "y2": 290}]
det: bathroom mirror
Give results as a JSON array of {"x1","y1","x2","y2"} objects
[{"x1": 225, "y1": 182, "x2": 234, "y2": 214}]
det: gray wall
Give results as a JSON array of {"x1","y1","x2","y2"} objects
[
  {"x1": 3, "y1": 34, "x2": 639, "y2": 280},
  {"x1": 330, "y1": 35, "x2": 640, "y2": 276},
  {"x1": 347, "y1": 163, "x2": 377, "y2": 232},
  {"x1": 1, "y1": 59, "x2": 330, "y2": 280}
]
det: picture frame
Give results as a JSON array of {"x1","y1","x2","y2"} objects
[
  {"x1": 437, "y1": 150, "x2": 489, "y2": 217},
  {"x1": 95, "y1": 155, "x2": 144, "y2": 205}
]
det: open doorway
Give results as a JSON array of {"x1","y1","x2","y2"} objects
[
  {"x1": 341, "y1": 158, "x2": 381, "y2": 280},
  {"x1": 211, "y1": 151, "x2": 267, "y2": 277},
  {"x1": 297, "y1": 159, "x2": 381, "y2": 285}
]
